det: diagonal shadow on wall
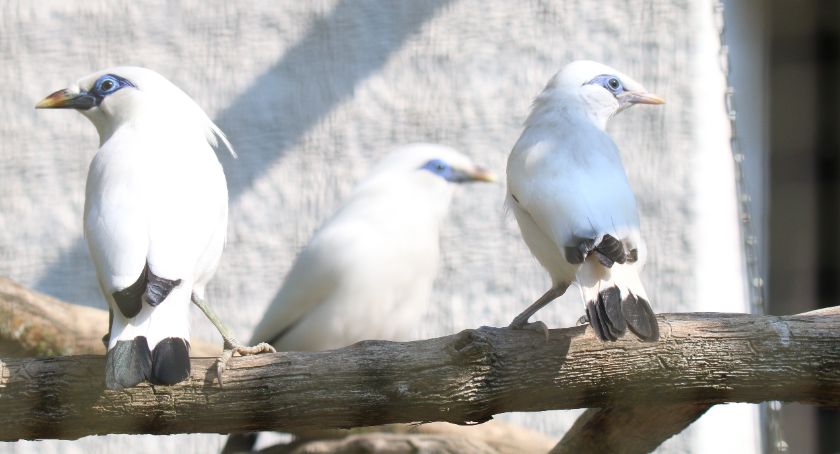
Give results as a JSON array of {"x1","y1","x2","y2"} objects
[
  {"x1": 217, "y1": 0, "x2": 452, "y2": 196},
  {"x1": 34, "y1": 0, "x2": 452, "y2": 308}
]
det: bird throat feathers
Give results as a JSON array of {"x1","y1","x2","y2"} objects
[{"x1": 526, "y1": 89, "x2": 616, "y2": 132}]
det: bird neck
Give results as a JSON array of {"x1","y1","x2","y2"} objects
[
  {"x1": 356, "y1": 173, "x2": 454, "y2": 225},
  {"x1": 527, "y1": 90, "x2": 611, "y2": 131},
  {"x1": 90, "y1": 108, "x2": 214, "y2": 151}
]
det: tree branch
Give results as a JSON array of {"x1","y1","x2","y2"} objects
[
  {"x1": 260, "y1": 421, "x2": 556, "y2": 454},
  {"x1": 2, "y1": 307, "x2": 839, "y2": 442},
  {"x1": 550, "y1": 405, "x2": 710, "y2": 454}
]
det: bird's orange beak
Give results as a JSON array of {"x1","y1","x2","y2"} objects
[
  {"x1": 36, "y1": 89, "x2": 97, "y2": 110},
  {"x1": 619, "y1": 90, "x2": 665, "y2": 105},
  {"x1": 467, "y1": 166, "x2": 498, "y2": 183}
]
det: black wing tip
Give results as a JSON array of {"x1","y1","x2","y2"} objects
[
  {"x1": 565, "y1": 237, "x2": 596, "y2": 265},
  {"x1": 112, "y1": 266, "x2": 147, "y2": 318},
  {"x1": 150, "y1": 337, "x2": 191, "y2": 385},
  {"x1": 105, "y1": 337, "x2": 152, "y2": 390},
  {"x1": 144, "y1": 270, "x2": 182, "y2": 307},
  {"x1": 586, "y1": 287, "x2": 659, "y2": 342},
  {"x1": 594, "y1": 234, "x2": 626, "y2": 267},
  {"x1": 112, "y1": 264, "x2": 183, "y2": 316},
  {"x1": 566, "y1": 235, "x2": 633, "y2": 268}
]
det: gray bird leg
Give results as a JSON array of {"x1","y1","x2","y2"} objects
[
  {"x1": 508, "y1": 283, "x2": 570, "y2": 340},
  {"x1": 191, "y1": 294, "x2": 275, "y2": 386},
  {"x1": 102, "y1": 307, "x2": 113, "y2": 348}
]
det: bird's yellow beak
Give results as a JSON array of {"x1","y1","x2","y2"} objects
[
  {"x1": 619, "y1": 90, "x2": 665, "y2": 106},
  {"x1": 468, "y1": 166, "x2": 498, "y2": 183},
  {"x1": 36, "y1": 89, "x2": 97, "y2": 110}
]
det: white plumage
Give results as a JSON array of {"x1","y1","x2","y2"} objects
[
  {"x1": 37, "y1": 67, "x2": 272, "y2": 389},
  {"x1": 250, "y1": 143, "x2": 495, "y2": 351},
  {"x1": 506, "y1": 60, "x2": 664, "y2": 341},
  {"x1": 222, "y1": 143, "x2": 494, "y2": 453}
]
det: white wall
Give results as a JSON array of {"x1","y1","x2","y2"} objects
[{"x1": 0, "y1": 0, "x2": 754, "y2": 452}]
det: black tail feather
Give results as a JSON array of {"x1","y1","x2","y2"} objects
[
  {"x1": 105, "y1": 337, "x2": 152, "y2": 390},
  {"x1": 586, "y1": 299, "x2": 613, "y2": 341},
  {"x1": 621, "y1": 294, "x2": 660, "y2": 341},
  {"x1": 587, "y1": 287, "x2": 622, "y2": 341},
  {"x1": 600, "y1": 287, "x2": 627, "y2": 339},
  {"x1": 586, "y1": 286, "x2": 658, "y2": 342},
  {"x1": 150, "y1": 337, "x2": 191, "y2": 385},
  {"x1": 221, "y1": 433, "x2": 259, "y2": 454}
]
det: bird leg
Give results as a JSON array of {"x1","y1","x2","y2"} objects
[
  {"x1": 508, "y1": 283, "x2": 569, "y2": 340},
  {"x1": 102, "y1": 307, "x2": 113, "y2": 348},
  {"x1": 191, "y1": 294, "x2": 275, "y2": 387}
]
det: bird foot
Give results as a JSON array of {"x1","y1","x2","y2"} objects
[
  {"x1": 213, "y1": 341, "x2": 276, "y2": 387},
  {"x1": 508, "y1": 319, "x2": 550, "y2": 342},
  {"x1": 576, "y1": 314, "x2": 589, "y2": 326}
]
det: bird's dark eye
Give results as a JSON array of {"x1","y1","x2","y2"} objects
[
  {"x1": 420, "y1": 159, "x2": 451, "y2": 177},
  {"x1": 95, "y1": 75, "x2": 122, "y2": 94},
  {"x1": 584, "y1": 74, "x2": 624, "y2": 95}
]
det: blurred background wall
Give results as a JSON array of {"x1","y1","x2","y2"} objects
[
  {"x1": 0, "y1": 0, "x2": 760, "y2": 452},
  {"x1": 763, "y1": 1, "x2": 840, "y2": 453}
]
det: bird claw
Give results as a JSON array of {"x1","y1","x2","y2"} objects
[
  {"x1": 233, "y1": 342, "x2": 276, "y2": 356},
  {"x1": 576, "y1": 314, "x2": 589, "y2": 326},
  {"x1": 213, "y1": 341, "x2": 276, "y2": 387},
  {"x1": 509, "y1": 320, "x2": 550, "y2": 342}
]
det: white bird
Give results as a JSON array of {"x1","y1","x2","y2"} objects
[
  {"x1": 222, "y1": 143, "x2": 495, "y2": 453},
  {"x1": 36, "y1": 66, "x2": 274, "y2": 390},
  {"x1": 506, "y1": 60, "x2": 664, "y2": 341},
  {"x1": 251, "y1": 143, "x2": 495, "y2": 351}
]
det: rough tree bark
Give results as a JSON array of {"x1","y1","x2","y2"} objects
[
  {"x1": 550, "y1": 405, "x2": 711, "y2": 454},
  {"x1": 0, "y1": 278, "x2": 556, "y2": 453},
  {"x1": 271, "y1": 421, "x2": 557, "y2": 454},
  {"x1": 2, "y1": 306, "x2": 840, "y2": 444}
]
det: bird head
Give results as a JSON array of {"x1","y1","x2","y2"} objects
[
  {"x1": 36, "y1": 67, "x2": 233, "y2": 154},
  {"x1": 543, "y1": 60, "x2": 664, "y2": 129},
  {"x1": 364, "y1": 143, "x2": 496, "y2": 218},
  {"x1": 372, "y1": 143, "x2": 496, "y2": 185},
  {"x1": 417, "y1": 157, "x2": 497, "y2": 185}
]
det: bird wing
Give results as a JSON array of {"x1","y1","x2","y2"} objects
[
  {"x1": 507, "y1": 124, "x2": 641, "y2": 253},
  {"x1": 250, "y1": 180, "x2": 439, "y2": 350},
  {"x1": 84, "y1": 133, "x2": 152, "y2": 314},
  {"x1": 85, "y1": 130, "x2": 227, "y2": 339},
  {"x1": 248, "y1": 224, "x2": 348, "y2": 347},
  {"x1": 144, "y1": 141, "x2": 228, "y2": 288}
]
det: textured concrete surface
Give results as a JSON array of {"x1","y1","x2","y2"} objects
[{"x1": 0, "y1": 0, "x2": 754, "y2": 452}]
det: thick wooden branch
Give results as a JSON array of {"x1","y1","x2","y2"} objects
[
  {"x1": 260, "y1": 421, "x2": 556, "y2": 454},
  {"x1": 2, "y1": 307, "x2": 840, "y2": 441},
  {"x1": 550, "y1": 405, "x2": 710, "y2": 454}
]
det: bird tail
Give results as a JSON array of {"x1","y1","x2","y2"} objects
[
  {"x1": 105, "y1": 336, "x2": 152, "y2": 390},
  {"x1": 105, "y1": 287, "x2": 192, "y2": 390},
  {"x1": 221, "y1": 433, "x2": 259, "y2": 454},
  {"x1": 576, "y1": 256, "x2": 659, "y2": 342}
]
